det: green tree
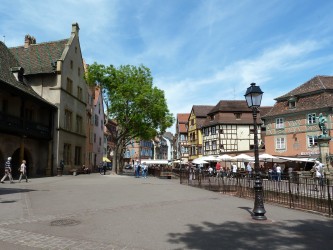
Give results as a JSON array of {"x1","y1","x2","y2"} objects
[{"x1": 86, "y1": 63, "x2": 174, "y2": 173}]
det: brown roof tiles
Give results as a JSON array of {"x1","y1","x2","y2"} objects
[
  {"x1": 9, "y1": 39, "x2": 68, "y2": 75},
  {"x1": 0, "y1": 41, "x2": 54, "y2": 106},
  {"x1": 276, "y1": 75, "x2": 333, "y2": 100},
  {"x1": 177, "y1": 113, "x2": 190, "y2": 123},
  {"x1": 264, "y1": 76, "x2": 333, "y2": 118},
  {"x1": 192, "y1": 105, "x2": 214, "y2": 117}
]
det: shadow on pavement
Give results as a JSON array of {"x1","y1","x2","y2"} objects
[
  {"x1": 0, "y1": 187, "x2": 36, "y2": 196},
  {"x1": 168, "y1": 219, "x2": 333, "y2": 250}
]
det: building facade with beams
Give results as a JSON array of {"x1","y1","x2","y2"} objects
[
  {"x1": 262, "y1": 76, "x2": 333, "y2": 166},
  {"x1": 201, "y1": 100, "x2": 268, "y2": 156},
  {"x1": 175, "y1": 113, "x2": 190, "y2": 163},
  {"x1": 0, "y1": 41, "x2": 56, "y2": 178},
  {"x1": 10, "y1": 23, "x2": 88, "y2": 175},
  {"x1": 188, "y1": 105, "x2": 214, "y2": 161}
]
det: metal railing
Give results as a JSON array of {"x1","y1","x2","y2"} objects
[{"x1": 179, "y1": 170, "x2": 333, "y2": 217}]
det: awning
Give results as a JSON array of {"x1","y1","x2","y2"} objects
[
  {"x1": 142, "y1": 160, "x2": 169, "y2": 165},
  {"x1": 192, "y1": 159, "x2": 208, "y2": 164},
  {"x1": 103, "y1": 157, "x2": 111, "y2": 162},
  {"x1": 277, "y1": 157, "x2": 316, "y2": 162}
]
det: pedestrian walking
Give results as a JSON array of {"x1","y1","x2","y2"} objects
[
  {"x1": 142, "y1": 162, "x2": 148, "y2": 178},
  {"x1": 1, "y1": 157, "x2": 14, "y2": 183},
  {"x1": 18, "y1": 160, "x2": 28, "y2": 183},
  {"x1": 98, "y1": 162, "x2": 103, "y2": 174}
]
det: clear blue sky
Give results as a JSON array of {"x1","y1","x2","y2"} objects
[{"x1": 1, "y1": 0, "x2": 333, "y2": 133}]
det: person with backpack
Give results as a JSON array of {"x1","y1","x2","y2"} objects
[{"x1": 1, "y1": 157, "x2": 14, "y2": 184}]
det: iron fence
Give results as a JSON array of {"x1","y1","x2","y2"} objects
[{"x1": 179, "y1": 170, "x2": 333, "y2": 217}]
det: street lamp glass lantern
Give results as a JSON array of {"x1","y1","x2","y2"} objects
[{"x1": 244, "y1": 83, "x2": 263, "y2": 108}]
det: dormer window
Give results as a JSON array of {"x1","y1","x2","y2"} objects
[
  {"x1": 234, "y1": 113, "x2": 242, "y2": 119},
  {"x1": 209, "y1": 115, "x2": 214, "y2": 120},
  {"x1": 288, "y1": 96, "x2": 297, "y2": 109}
]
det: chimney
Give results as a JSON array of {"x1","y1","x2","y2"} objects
[
  {"x1": 71, "y1": 23, "x2": 80, "y2": 36},
  {"x1": 24, "y1": 34, "x2": 36, "y2": 48}
]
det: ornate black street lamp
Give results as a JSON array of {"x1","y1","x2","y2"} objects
[{"x1": 244, "y1": 83, "x2": 267, "y2": 220}]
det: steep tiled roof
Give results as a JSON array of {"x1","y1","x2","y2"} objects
[
  {"x1": 0, "y1": 42, "x2": 20, "y2": 84},
  {"x1": 192, "y1": 105, "x2": 214, "y2": 117},
  {"x1": 9, "y1": 39, "x2": 68, "y2": 75},
  {"x1": 276, "y1": 76, "x2": 333, "y2": 100},
  {"x1": 264, "y1": 76, "x2": 333, "y2": 118},
  {"x1": 0, "y1": 41, "x2": 55, "y2": 106},
  {"x1": 208, "y1": 100, "x2": 250, "y2": 114},
  {"x1": 196, "y1": 117, "x2": 207, "y2": 128},
  {"x1": 177, "y1": 113, "x2": 190, "y2": 123},
  {"x1": 201, "y1": 100, "x2": 267, "y2": 127},
  {"x1": 179, "y1": 123, "x2": 187, "y2": 133},
  {"x1": 264, "y1": 92, "x2": 333, "y2": 117},
  {"x1": 259, "y1": 106, "x2": 273, "y2": 116}
]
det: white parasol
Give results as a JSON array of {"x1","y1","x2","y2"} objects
[
  {"x1": 217, "y1": 154, "x2": 234, "y2": 161},
  {"x1": 259, "y1": 153, "x2": 285, "y2": 163},
  {"x1": 233, "y1": 153, "x2": 254, "y2": 162},
  {"x1": 192, "y1": 158, "x2": 209, "y2": 164},
  {"x1": 201, "y1": 155, "x2": 219, "y2": 162}
]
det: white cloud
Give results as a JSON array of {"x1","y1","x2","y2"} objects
[{"x1": 160, "y1": 40, "x2": 330, "y2": 122}]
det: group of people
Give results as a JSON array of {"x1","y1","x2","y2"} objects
[
  {"x1": 267, "y1": 163, "x2": 283, "y2": 181},
  {"x1": 212, "y1": 161, "x2": 253, "y2": 178},
  {"x1": 134, "y1": 161, "x2": 148, "y2": 178},
  {"x1": 1, "y1": 157, "x2": 28, "y2": 184}
]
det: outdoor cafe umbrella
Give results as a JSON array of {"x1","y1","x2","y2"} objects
[
  {"x1": 259, "y1": 153, "x2": 285, "y2": 163},
  {"x1": 232, "y1": 154, "x2": 254, "y2": 171},
  {"x1": 217, "y1": 154, "x2": 234, "y2": 170},
  {"x1": 217, "y1": 154, "x2": 234, "y2": 161},
  {"x1": 192, "y1": 158, "x2": 209, "y2": 164},
  {"x1": 233, "y1": 154, "x2": 254, "y2": 162},
  {"x1": 201, "y1": 155, "x2": 219, "y2": 162}
]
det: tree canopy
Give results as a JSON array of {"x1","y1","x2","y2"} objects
[{"x1": 85, "y1": 63, "x2": 174, "y2": 172}]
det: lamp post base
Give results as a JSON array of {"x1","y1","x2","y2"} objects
[
  {"x1": 252, "y1": 214, "x2": 267, "y2": 220},
  {"x1": 252, "y1": 176, "x2": 267, "y2": 220}
]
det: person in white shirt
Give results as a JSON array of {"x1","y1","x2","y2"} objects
[
  {"x1": 246, "y1": 163, "x2": 252, "y2": 178},
  {"x1": 232, "y1": 164, "x2": 237, "y2": 178},
  {"x1": 276, "y1": 164, "x2": 282, "y2": 181},
  {"x1": 208, "y1": 166, "x2": 213, "y2": 176},
  {"x1": 18, "y1": 160, "x2": 28, "y2": 183}
]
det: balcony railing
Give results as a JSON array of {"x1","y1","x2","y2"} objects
[{"x1": 0, "y1": 112, "x2": 52, "y2": 139}]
